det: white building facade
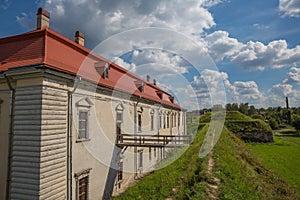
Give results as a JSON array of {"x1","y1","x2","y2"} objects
[{"x1": 0, "y1": 8, "x2": 187, "y2": 200}]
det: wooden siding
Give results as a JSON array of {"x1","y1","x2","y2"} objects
[{"x1": 10, "y1": 85, "x2": 68, "y2": 199}]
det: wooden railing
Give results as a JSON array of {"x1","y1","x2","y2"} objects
[{"x1": 116, "y1": 133, "x2": 192, "y2": 148}]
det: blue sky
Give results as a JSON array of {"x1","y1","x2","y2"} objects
[{"x1": 1, "y1": 0, "x2": 300, "y2": 110}]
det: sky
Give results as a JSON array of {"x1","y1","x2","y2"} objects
[{"x1": 1, "y1": 0, "x2": 300, "y2": 110}]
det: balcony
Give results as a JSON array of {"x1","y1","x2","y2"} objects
[{"x1": 116, "y1": 134, "x2": 192, "y2": 148}]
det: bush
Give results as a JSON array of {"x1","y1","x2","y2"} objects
[
  {"x1": 251, "y1": 114, "x2": 264, "y2": 121},
  {"x1": 268, "y1": 118, "x2": 279, "y2": 130}
]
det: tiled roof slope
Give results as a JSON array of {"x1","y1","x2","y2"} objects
[{"x1": 0, "y1": 27, "x2": 181, "y2": 109}]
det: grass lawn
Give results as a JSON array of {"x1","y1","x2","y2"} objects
[{"x1": 247, "y1": 133, "x2": 300, "y2": 195}]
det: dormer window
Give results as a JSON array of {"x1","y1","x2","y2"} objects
[
  {"x1": 169, "y1": 96, "x2": 174, "y2": 103},
  {"x1": 156, "y1": 90, "x2": 163, "y2": 99},
  {"x1": 135, "y1": 80, "x2": 144, "y2": 92},
  {"x1": 95, "y1": 61, "x2": 110, "y2": 79},
  {"x1": 104, "y1": 63, "x2": 110, "y2": 78}
]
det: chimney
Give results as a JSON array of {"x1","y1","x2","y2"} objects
[
  {"x1": 286, "y1": 96, "x2": 289, "y2": 109},
  {"x1": 146, "y1": 75, "x2": 150, "y2": 82},
  {"x1": 36, "y1": 8, "x2": 50, "y2": 29},
  {"x1": 153, "y1": 79, "x2": 157, "y2": 86},
  {"x1": 75, "y1": 31, "x2": 85, "y2": 46}
]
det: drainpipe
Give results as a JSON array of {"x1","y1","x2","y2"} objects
[
  {"x1": 134, "y1": 96, "x2": 141, "y2": 179},
  {"x1": 4, "y1": 74, "x2": 15, "y2": 200},
  {"x1": 67, "y1": 76, "x2": 81, "y2": 200}
]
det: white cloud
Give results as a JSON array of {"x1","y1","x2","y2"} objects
[
  {"x1": 279, "y1": 0, "x2": 300, "y2": 17},
  {"x1": 206, "y1": 32, "x2": 300, "y2": 70},
  {"x1": 231, "y1": 81, "x2": 264, "y2": 102},
  {"x1": 232, "y1": 40, "x2": 300, "y2": 70},
  {"x1": 267, "y1": 66, "x2": 300, "y2": 107},
  {"x1": 269, "y1": 83, "x2": 293, "y2": 97},
  {"x1": 112, "y1": 57, "x2": 136, "y2": 72},
  {"x1": 191, "y1": 69, "x2": 267, "y2": 107},
  {"x1": 205, "y1": 31, "x2": 242, "y2": 61},
  {"x1": 40, "y1": 0, "x2": 217, "y2": 48},
  {"x1": 283, "y1": 66, "x2": 300, "y2": 84}
]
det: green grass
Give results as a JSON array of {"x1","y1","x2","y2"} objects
[
  {"x1": 247, "y1": 134, "x2": 300, "y2": 195},
  {"x1": 113, "y1": 125, "x2": 208, "y2": 200},
  {"x1": 114, "y1": 120, "x2": 299, "y2": 199},
  {"x1": 213, "y1": 129, "x2": 298, "y2": 199}
]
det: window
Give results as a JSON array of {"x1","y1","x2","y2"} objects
[
  {"x1": 167, "y1": 114, "x2": 169, "y2": 128},
  {"x1": 150, "y1": 110, "x2": 154, "y2": 131},
  {"x1": 104, "y1": 63, "x2": 110, "y2": 78},
  {"x1": 117, "y1": 161, "x2": 123, "y2": 189},
  {"x1": 79, "y1": 176, "x2": 88, "y2": 200},
  {"x1": 174, "y1": 114, "x2": 176, "y2": 127},
  {"x1": 163, "y1": 114, "x2": 166, "y2": 129},
  {"x1": 159, "y1": 114, "x2": 162, "y2": 129},
  {"x1": 76, "y1": 97, "x2": 93, "y2": 142},
  {"x1": 75, "y1": 168, "x2": 91, "y2": 200},
  {"x1": 116, "y1": 123, "x2": 122, "y2": 143},
  {"x1": 154, "y1": 148, "x2": 156, "y2": 158},
  {"x1": 78, "y1": 111, "x2": 88, "y2": 139},
  {"x1": 138, "y1": 150, "x2": 143, "y2": 168},
  {"x1": 138, "y1": 114, "x2": 142, "y2": 132},
  {"x1": 149, "y1": 148, "x2": 152, "y2": 161},
  {"x1": 116, "y1": 112, "x2": 123, "y2": 123},
  {"x1": 178, "y1": 113, "x2": 180, "y2": 127},
  {"x1": 95, "y1": 62, "x2": 110, "y2": 79},
  {"x1": 135, "y1": 80, "x2": 144, "y2": 92}
]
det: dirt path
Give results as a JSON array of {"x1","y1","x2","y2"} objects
[{"x1": 207, "y1": 152, "x2": 220, "y2": 199}]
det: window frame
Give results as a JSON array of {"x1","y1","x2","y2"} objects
[
  {"x1": 150, "y1": 109, "x2": 154, "y2": 131},
  {"x1": 138, "y1": 113, "x2": 142, "y2": 132},
  {"x1": 77, "y1": 109, "x2": 90, "y2": 142},
  {"x1": 76, "y1": 97, "x2": 93, "y2": 142},
  {"x1": 74, "y1": 168, "x2": 92, "y2": 200}
]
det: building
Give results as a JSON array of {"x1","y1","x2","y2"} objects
[{"x1": 0, "y1": 8, "x2": 187, "y2": 200}]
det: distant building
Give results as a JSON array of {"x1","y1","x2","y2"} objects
[{"x1": 0, "y1": 8, "x2": 187, "y2": 200}]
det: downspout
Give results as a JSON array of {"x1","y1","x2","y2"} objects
[
  {"x1": 67, "y1": 76, "x2": 81, "y2": 200},
  {"x1": 4, "y1": 74, "x2": 15, "y2": 200},
  {"x1": 134, "y1": 96, "x2": 141, "y2": 179}
]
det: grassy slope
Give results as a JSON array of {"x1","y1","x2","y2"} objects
[
  {"x1": 113, "y1": 125, "x2": 208, "y2": 200},
  {"x1": 247, "y1": 134, "x2": 300, "y2": 195},
  {"x1": 114, "y1": 112, "x2": 299, "y2": 199},
  {"x1": 213, "y1": 128, "x2": 298, "y2": 200}
]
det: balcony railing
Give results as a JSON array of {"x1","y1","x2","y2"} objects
[{"x1": 116, "y1": 133, "x2": 192, "y2": 148}]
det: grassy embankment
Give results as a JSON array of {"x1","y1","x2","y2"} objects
[
  {"x1": 114, "y1": 111, "x2": 299, "y2": 199},
  {"x1": 247, "y1": 128, "x2": 300, "y2": 196}
]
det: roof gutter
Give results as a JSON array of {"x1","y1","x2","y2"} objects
[{"x1": 4, "y1": 74, "x2": 15, "y2": 200}]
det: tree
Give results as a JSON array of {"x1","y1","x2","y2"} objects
[
  {"x1": 226, "y1": 103, "x2": 238, "y2": 111},
  {"x1": 239, "y1": 103, "x2": 249, "y2": 115},
  {"x1": 268, "y1": 118, "x2": 279, "y2": 130},
  {"x1": 248, "y1": 105, "x2": 257, "y2": 116},
  {"x1": 292, "y1": 114, "x2": 300, "y2": 133}
]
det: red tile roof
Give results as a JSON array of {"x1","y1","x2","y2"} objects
[{"x1": 0, "y1": 27, "x2": 181, "y2": 109}]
